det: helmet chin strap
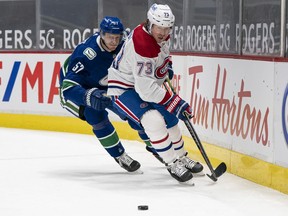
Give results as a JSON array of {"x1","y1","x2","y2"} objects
[{"x1": 100, "y1": 37, "x2": 113, "y2": 52}]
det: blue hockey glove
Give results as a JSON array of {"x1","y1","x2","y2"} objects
[
  {"x1": 167, "y1": 61, "x2": 174, "y2": 80},
  {"x1": 164, "y1": 94, "x2": 193, "y2": 121},
  {"x1": 84, "y1": 88, "x2": 111, "y2": 111}
]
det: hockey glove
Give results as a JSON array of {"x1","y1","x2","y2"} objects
[
  {"x1": 84, "y1": 88, "x2": 111, "y2": 111},
  {"x1": 164, "y1": 94, "x2": 193, "y2": 121},
  {"x1": 167, "y1": 61, "x2": 174, "y2": 80}
]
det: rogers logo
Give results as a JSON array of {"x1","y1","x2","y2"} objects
[{"x1": 282, "y1": 84, "x2": 288, "y2": 146}]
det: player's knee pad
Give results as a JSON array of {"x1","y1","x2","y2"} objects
[
  {"x1": 91, "y1": 118, "x2": 111, "y2": 131},
  {"x1": 141, "y1": 109, "x2": 167, "y2": 140}
]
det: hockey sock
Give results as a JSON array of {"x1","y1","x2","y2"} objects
[
  {"x1": 92, "y1": 120, "x2": 125, "y2": 158},
  {"x1": 141, "y1": 110, "x2": 176, "y2": 164},
  {"x1": 168, "y1": 125, "x2": 186, "y2": 157}
]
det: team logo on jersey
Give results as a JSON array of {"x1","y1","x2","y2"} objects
[
  {"x1": 155, "y1": 57, "x2": 170, "y2": 79},
  {"x1": 140, "y1": 102, "x2": 148, "y2": 109},
  {"x1": 99, "y1": 75, "x2": 108, "y2": 86},
  {"x1": 83, "y1": 47, "x2": 97, "y2": 60}
]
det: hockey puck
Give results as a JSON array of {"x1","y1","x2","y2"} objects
[{"x1": 138, "y1": 205, "x2": 148, "y2": 210}]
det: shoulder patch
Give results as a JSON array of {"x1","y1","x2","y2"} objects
[
  {"x1": 132, "y1": 25, "x2": 160, "y2": 58},
  {"x1": 83, "y1": 47, "x2": 97, "y2": 60}
]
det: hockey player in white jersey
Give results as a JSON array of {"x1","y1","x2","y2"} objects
[{"x1": 107, "y1": 4, "x2": 203, "y2": 182}]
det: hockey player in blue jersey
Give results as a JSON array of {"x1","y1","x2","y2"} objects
[{"x1": 59, "y1": 16, "x2": 161, "y2": 173}]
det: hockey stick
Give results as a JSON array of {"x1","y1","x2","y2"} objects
[{"x1": 164, "y1": 79, "x2": 226, "y2": 182}]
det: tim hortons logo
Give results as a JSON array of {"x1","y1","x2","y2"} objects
[{"x1": 188, "y1": 64, "x2": 269, "y2": 146}]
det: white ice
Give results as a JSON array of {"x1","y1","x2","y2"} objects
[{"x1": 0, "y1": 127, "x2": 287, "y2": 216}]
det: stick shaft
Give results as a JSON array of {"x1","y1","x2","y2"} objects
[
  {"x1": 182, "y1": 113, "x2": 217, "y2": 179},
  {"x1": 164, "y1": 80, "x2": 217, "y2": 179}
]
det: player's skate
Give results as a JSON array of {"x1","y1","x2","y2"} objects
[
  {"x1": 115, "y1": 152, "x2": 141, "y2": 172},
  {"x1": 166, "y1": 159, "x2": 193, "y2": 182},
  {"x1": 179, "y1": 152, "x2": 204, "y2": 176},
  {"x1": 145, "y1": 146, "x2": 164, "y2": 164}
]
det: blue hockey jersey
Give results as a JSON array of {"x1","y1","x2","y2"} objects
[{"x1": 60, "y1": 32, "x2": 123, "y2": 106}]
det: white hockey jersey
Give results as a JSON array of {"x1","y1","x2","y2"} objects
[{"x1": 107, "y1": 24, "x2": 172, "y2": 104}]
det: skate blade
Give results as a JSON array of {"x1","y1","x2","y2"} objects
[
  {"x1": 130, "y1": 169, "x2": 144, "y2": 174},
  {"x1": 193, "y1": 170, "x2": 205, "y2": 177},
  {"x1": 179, "y1": 179, "x2": 195, "y2": 186}
]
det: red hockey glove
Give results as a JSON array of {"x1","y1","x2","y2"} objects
[{"x1": 164, "y1": 94, "x2": 192, "y2": 121}]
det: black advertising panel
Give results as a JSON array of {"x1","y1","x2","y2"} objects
[
  {"x1": 0, "y1": 0, "x2": 36, "y2": 50},
  {"x1": 0, "y1": 0, "x2": 285, "y2": 57},
  {"x1": 185, "y1": 0, "x2": 217, "y2": 53},
  {"x1": 242, "y1": 0, "x2": 281, "y2": 56}
]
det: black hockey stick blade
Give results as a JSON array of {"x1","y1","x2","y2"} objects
[
  {"x1": 206, "y1": 173, "x2": 218, "y2": 182},
  {"x1": 206, "y1": 162, "x2": 227, "y2": 182},
  {"x1": 215, "y1": 162, "x2": 227, "y2": 177}
]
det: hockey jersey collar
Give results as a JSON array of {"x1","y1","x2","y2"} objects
[{"x1": 96, "y1": 35, "x2": 106, "y2": 52}]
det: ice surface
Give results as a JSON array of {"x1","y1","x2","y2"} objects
[{"x1": 0, "y1": 127, "x2": 287, "y2": 216}]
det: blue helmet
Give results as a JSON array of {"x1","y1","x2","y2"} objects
[{"x1": 100, "y1": 16, "x2": 124, "y2": 35}]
